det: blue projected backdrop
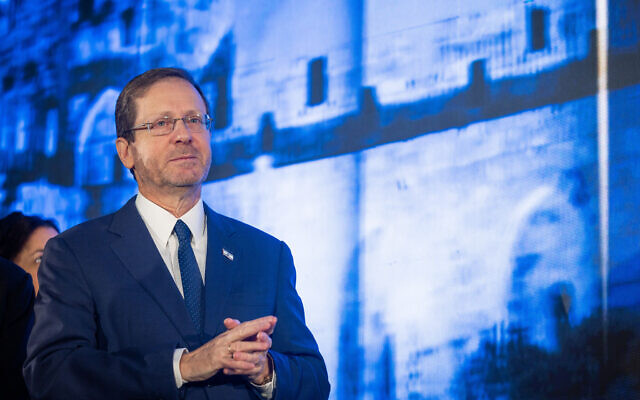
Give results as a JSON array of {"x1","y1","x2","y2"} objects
[{"x1": 1, "y1": 0, "x2": 640, "y2": 398}]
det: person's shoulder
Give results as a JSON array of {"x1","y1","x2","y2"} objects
[
  {"x1": 57, "y1": 212, "x2": 116, "y2": 242},
  {"x1": 0, "y1": 257, "x2": 30, "y2": 286},
  {"x1": 57, "y1": 197, "x2": 138, "y2": 242},
  {"x1": 0, "y1": 257, "x2": 34, "y2": 299},
  {"x1": 208, "y1": 208, "x2": 281, "y2": 246}
]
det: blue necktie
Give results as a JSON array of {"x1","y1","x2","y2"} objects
[{"x1": 174, "y1": 220, "x2": 204, "y2": 333}]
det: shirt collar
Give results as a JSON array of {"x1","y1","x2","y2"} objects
[{"x1": 135, "y1": 192, "x2": 206, "y2": 247}]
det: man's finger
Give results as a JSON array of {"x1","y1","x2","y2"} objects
[
  {"x1": 255, "y1": 331, "x2": 273, "y2": 344},
  {"x1": 223, "y1": 366, "x2": 263, "y2": 376},
  {"x1": 223, "y1": 318, "x2": 240, "y2": 330},
  {"x1": 220, "y1": 358, "x2": 256, "y2": 372},
  {"x1": 223, "y1": 316, "x2": 276, "y2": 342},
  {"x1": 262, "y1": 317, "x2": 277, "y2": 335},
  {"x1": 229, "y1": 340, "x2": 270, "y2": 354},
  {"x1": 229, "y1": 350, "x2": 265, "y2": 364}
]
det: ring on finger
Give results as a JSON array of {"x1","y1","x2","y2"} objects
[{"x1": 228, "y1": 345, "x2": 234, "y2": 359}]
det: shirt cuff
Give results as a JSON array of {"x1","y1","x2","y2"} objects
[
  {"x1": 250, "y1": 370, "x2": 276, "y2": 399},
  {"x1": 173, "y1": 348, "x2": 188, "y2": 388}
]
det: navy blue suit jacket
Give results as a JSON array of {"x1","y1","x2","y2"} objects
[{"x1": 24, "y1": 198, "x2": 329, "y2": 399}]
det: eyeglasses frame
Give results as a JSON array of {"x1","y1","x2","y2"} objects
[{"x1": 125, "y1": 113, "x2": 213, "y2": 136}]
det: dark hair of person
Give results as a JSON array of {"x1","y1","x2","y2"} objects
[
  {"x1": 0, "y1": 211, "x2": 60, "y2": 262},
  {"x1": 115, "y1": 67, "x2": 210, "y2": 143}
]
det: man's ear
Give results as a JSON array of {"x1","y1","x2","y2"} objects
[{"x1": 115, "y1": 137, "x2": 135, "y2": 170}]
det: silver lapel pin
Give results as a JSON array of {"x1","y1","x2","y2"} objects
[{"x1": 222, "y1": 248, "x2": 234, "y2": 261}]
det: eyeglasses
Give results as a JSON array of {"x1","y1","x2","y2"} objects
[{"x1": 126, "y1": 114, "x2": 212, "y2": 136}]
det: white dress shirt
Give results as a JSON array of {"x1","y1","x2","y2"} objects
[
  {"x1": 136, "y1": 193, "x2": 207, "y2": 293},
  {"x1": 134, "y1": 193, "x2": 274, "y2": 398}
]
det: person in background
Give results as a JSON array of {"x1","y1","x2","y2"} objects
[
  {"x1": 0, "y1": 212, "x2": 59, "y2": 294},
  {"x1": 0, "y1": 256, "x2": 35, "y2": 400}
]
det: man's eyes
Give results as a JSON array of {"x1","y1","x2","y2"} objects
[{"x1": 150, "y1": 116, "x2": 202, "y2": 128}]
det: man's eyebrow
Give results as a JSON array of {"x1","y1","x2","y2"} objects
[
  {"x1": 142, "y1": 111, "x2": 173, "y2": 120},
  {"x1": 183, "y1": 109, "x2": 206, "y2": 116},
  {"x1": 142, "y1": 110, "x2": 205, "y2": 120}
]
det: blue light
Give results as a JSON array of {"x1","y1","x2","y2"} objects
[{"x1": 2, "y1": 1, "x2": 639, "y2": 398}]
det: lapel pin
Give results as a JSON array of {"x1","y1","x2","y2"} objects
[{"x1": 222, "y1": 248, "x2": 234, "y2": 261}]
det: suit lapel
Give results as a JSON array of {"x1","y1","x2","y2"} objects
[
  {"x1": 108, "y1": 197, "x2": 198, "y2": 343},
  {"x1": 203, "y1": 205, "x2": 239, "y2": 338}
]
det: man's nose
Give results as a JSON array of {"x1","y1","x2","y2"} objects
[{"x1": 172, "y1": 118, "x2": 193, "y2": 142}]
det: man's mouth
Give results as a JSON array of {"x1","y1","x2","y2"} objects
[{"x1": 169, "y1": 154, "x2": 197, "y2": 162}]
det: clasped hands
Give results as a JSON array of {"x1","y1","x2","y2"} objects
[{"x1": 179, "y1": 315, "x2": 277, "y2": 385}]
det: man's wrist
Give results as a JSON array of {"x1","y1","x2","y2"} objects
[{"x1": 252, "y1": 353, "x2": 274, "y2": 385}]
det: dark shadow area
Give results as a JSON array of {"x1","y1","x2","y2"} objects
[{"x1": 452, "y1": 308, "x2": 640, "y2": 399}]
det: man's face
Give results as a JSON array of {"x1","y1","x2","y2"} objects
[{"x1": 117, "y1": 78, "x2": 212, "y2": 197}]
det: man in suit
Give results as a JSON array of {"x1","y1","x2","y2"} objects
[
  {"x1": 24, "y1": 68, "x2": 330, "y2": 399},
  {"x1": 0, "y1": 257, "x2": 34, "y2": 400}
]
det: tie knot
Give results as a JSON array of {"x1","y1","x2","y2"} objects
[{"x1": 174, "y1": 220, "x2": 192, "y2": 244}]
